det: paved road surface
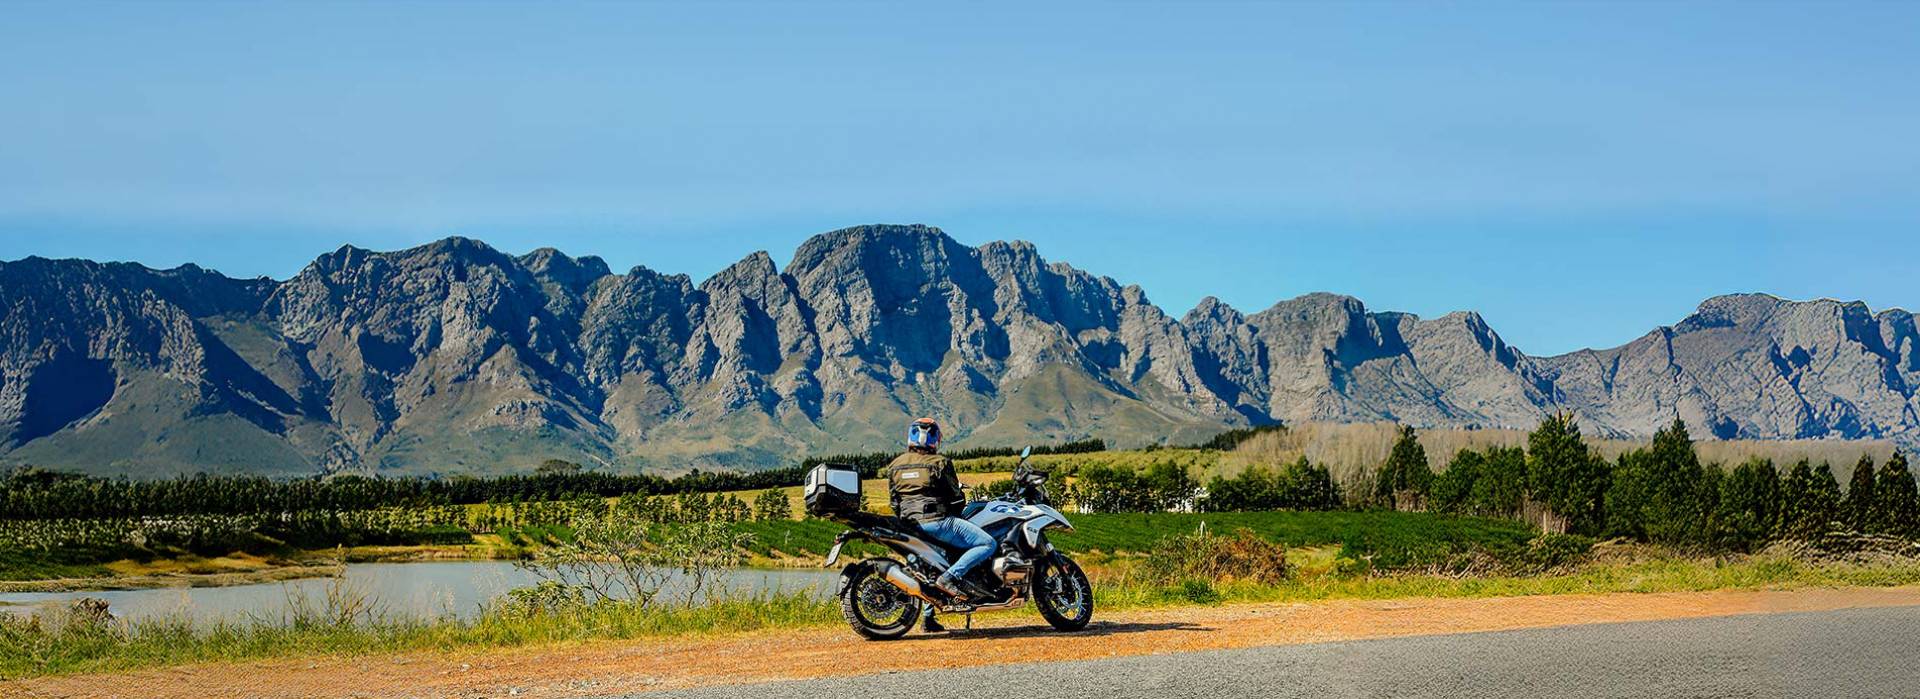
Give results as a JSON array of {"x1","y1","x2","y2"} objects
[{"x1": 636, "y1": 605, "x2": 1920, "y2": 698}]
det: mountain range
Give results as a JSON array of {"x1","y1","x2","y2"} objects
[{"x1": 1, "y1": 224, "x2": 1914, "y2": 477}]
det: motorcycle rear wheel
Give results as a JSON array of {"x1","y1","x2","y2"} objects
[{"x1": 839, "y1": 564, "x2": 922, "y2": 640}]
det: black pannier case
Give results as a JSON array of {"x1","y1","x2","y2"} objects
[{"x1": 803, "y1": 463, "x2": 862, "y2": 517}]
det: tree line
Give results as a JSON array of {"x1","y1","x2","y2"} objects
[
  {"x1": 1360, "y1": 416, "x2": 1919, "y2": 551},
  {"x1": 0, "y1": 439, "x2": 1104, "y2": 521},
  {"x1": 1057, "y1": 416, "x2": 1918, "y2": 553},
  {"x1": 1054, "y1": 455, "x2": 1342, "y2": 514}
]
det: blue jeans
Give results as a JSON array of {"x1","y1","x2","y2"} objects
[{"x1": 918, "y1": 517, "x2": 996, "y2": 580}]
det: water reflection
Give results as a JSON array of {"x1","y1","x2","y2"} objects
[{"x1": 0, "y1": 561, "x2": 838, "y2": 625}]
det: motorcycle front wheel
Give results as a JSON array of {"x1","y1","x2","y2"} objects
[
  {"x1": 1034, "y1": 553, "x2": 1094, "y2": 631},
  {"x1": 839, "y1": 563, "x2": 922, "y2": 640}
]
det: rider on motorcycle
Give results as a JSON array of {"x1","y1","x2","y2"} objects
[{"x1": 886, "y1": 417, "x2": 996, "y2": 632}]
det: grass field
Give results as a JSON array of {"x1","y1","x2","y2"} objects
[
  {"x1": 0, "y1": 549, "x2": 114, "y2": 582},
  {"x1": 734, "y1": 510, "x2": 1539, "y2": 572}
]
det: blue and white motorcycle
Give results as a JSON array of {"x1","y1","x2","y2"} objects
[{"x1": 804, "y1": 446, "x2": 1094, "y2": 640}]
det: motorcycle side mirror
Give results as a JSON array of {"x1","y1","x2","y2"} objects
[{"x1": 1019, "y1": 445, "x2": 1033, "y2": 460}]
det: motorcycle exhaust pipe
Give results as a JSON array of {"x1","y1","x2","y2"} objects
[{"x1": 879, "y1": 563, "x2": 931, "y2": 601}]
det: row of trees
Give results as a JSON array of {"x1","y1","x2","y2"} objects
[
  {"x1": 1371, "y1": 415, "x2": 1920, "y2": 551},
  {"x1": 1198, "y1": 457, "x2": 1342, "y2": 512},
  {"x1": 1055, "y1": 456, "x2": 1342, "y2": 514},
  {"x1": 1065, "y1": 463, "x2": 1204, "y2": 512},
  {"x1": 0, "y1": 487, "x2": 802, "y2": 553},
  {"x1": 0, "y1": 465, "x2": 782, "y2": 521},
  {"x1": 0, "y1": 439, "x2": 1104, "y2": 521}
]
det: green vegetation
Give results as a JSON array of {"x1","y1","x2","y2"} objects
[
  {"x1": 1138, "y1": 528, "x2": 1293, "y2": 586},
  {"x1": 1363, "y1": 417, "x2": 1915, "y2": 558},
  {"x1": 727, "y1": 510, "x2": 1536, "y2": 572},
  {"x1": 1057, "y1": 511, "x2": 1538, "y2": 571},
  {"x1": 1777, "y1": 459, "x2": 1843, "y2": 541},
  {"x1": 0, "y1": 548, "x2": 115, "y2": 581},
  {"x1": 5, "y1": 420, "x2": 1919, "y2": 681},
  {"x1": 1372, "y1": 426, "x2": 1435, "y2": 509},
  {"x1": 1198, "y1": 456, "x2": 1341, "y2": 512},
  {"x1": 1095, "y1": 548, "x2": 1920, "y2": 610},
  {"x1": 0, "y1": 585, "x2": 839, "y2": 680},
  {"x1": 1872, "y1": 452, "x2": 1920, "y2": 538},
  {"x1": 9, "y1": 526, "x2": 1920, "y2": 680},
  {"x1": 1430, "y1": 446, "x2": 1527, "y2": 517}
]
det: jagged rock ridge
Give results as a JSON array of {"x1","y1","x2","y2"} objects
[{"x1": 0, "y1": 225, "x2": 1912, "y2": 476}]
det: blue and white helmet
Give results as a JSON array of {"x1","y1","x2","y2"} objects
[{"x1": 907, "y1": 417, "x2": 942, "y2": 449}]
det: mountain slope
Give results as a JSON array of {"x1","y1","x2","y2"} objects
[{"x1": 0, "y1": 226, "x2": 1912, "y2": 476}]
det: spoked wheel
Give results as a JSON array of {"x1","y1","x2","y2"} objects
[
  {"x1": 839, "y1": 563, "x2": 922, "y2": 640},
  {"x1": 1034, "y1": 553, "x2": 1094, "y2": 631}
]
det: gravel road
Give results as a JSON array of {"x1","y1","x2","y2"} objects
[{"x1": 636, "y1": 605, "x2": 1920, "y2": 698}]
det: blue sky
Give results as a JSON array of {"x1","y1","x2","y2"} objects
[{"x1": 2, "y1": 1, "x2": 1915, "y2": 355}]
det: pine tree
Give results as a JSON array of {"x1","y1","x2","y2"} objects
[
  {"x1": 1278, "y1": 456, "x2": 1340, "y2": 510},
  {"x1": 1697, "y1": 465, "x2": 1723, "y2": 542},
  {"x1": 1472, "y1": 446, "x2": 1528, "y2": 518},
  {"x1": 1605, "y1": 449, "x2": 1651, "y2": 539},
  {"x1": 1777, "y1": 459, "x2": 1840, "y2": 540},
  {"x1": 1300, "y1": 459, "x2": 1342, "y2": 511},
  {"x1": 1713, "y1": 457, "x2": 1781, "y2": 552},
  {"x1": 1643, "y1": 418, "x2": 1707, "y2": 545},
  {"x1": 1374, "y1": 425, "x2": 1433, "y2": 510},
  {"x1": 1810, "y1": 461, "x2": 1843, "y2": 528},
  {"x1": 1526, "y1": 413, "x2": 1608, "y2": 535},
  {"x1": 1431, "y1": 449, "x2": 1483, "y2": 515},
  {"x1": 1842, "y1": 455, "x2": 1878, "y2": 532},
  {"x1": 1871, "y1": 452, "x2": 1920, "y2": 538}
]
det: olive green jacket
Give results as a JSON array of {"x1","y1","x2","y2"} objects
[{"x1": 886, "y1": 449, "x2": 963, "y2": 523}]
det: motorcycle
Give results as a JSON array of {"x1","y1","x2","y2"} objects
[{"x1": 803, "y1": 446, "x2": 1094, "y2": 640}]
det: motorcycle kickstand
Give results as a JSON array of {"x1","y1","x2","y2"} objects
[{"x1": 964, "y1": 613, "x2": 972, "y2": 630}]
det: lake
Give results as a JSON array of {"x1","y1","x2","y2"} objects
[{"x1": 0, "y1": 561, "x2": 840, "y2": 625}]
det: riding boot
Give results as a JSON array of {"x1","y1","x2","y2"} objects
[{"x1": 932, "y1": 573, "x2": 968, "y2": 600}]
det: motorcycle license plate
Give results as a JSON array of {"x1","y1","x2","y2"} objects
[{"x1": 823, "y1": 541, "x2": 845, "y2": 567}]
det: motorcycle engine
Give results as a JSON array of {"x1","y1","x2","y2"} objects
[{"x1": 992, "y1": 553, "x2": 1032, "y2": 584}]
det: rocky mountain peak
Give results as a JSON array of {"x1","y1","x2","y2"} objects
[
  {"x1": 519, "y1": 247, "x2": 612, "y2": 292},
  {"x1": 786, "y1": 224, "x2": 951, "y2": 274},
  {"x1": 2, "y1": 226, "x2": 1913, "y2": 477},
  {"x1": 1183, "y1": 296, "x2": 1241, "y2": 324},
  {"x1": 1683, "y1": 293, "x2": 1787, "y2": 331}
]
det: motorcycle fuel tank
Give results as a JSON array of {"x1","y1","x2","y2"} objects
[{"x1": 966, "y1": 500, "x2": 1033, "y2": 529}]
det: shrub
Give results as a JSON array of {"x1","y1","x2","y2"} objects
[
  {"x1": 1141, "y1": 527, "x2": 1291, "y2": 585},
  {"x1": 496, "y1": 580, "x2": 590, "y2": 618},
  {"x1": 1177, "y1": 579, "x2": 1222, "y2": 605},
  {"x1": 1511, "y1": 534, "x2": 1594, "y2": 573}
]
